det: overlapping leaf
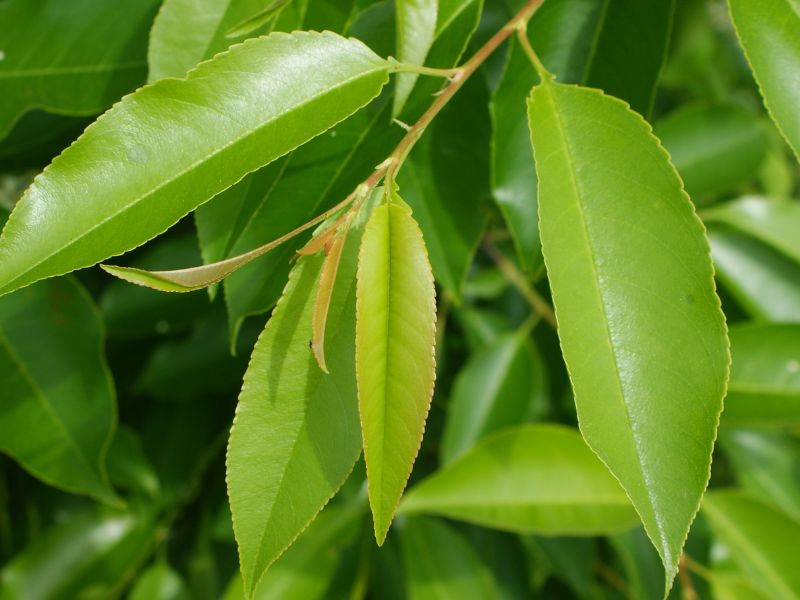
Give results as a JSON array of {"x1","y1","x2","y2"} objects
[
  {"x1": 400, "y1": 425, "x2": 638, "y2": 534},
  {"x1": 394, "y1": 0, "x2": 438, "y2": 116},
  {"x1": 528, "y1": 77, "x2": 729, "y2": 589},
  {"x1": 0, "y1": 31, "x2": 391, "y2": 297}
]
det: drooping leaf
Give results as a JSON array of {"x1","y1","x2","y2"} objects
[
  {"x1": 441, "y1": 330, "x2": 546, "y2": 464},
  {"x1": 528, "y1": 78, "x2": 729, "y2": 588},
  {"x1": 703, "y1": 491, "x2": 800, "y2": 600},
  {"x1": 728, "y1": 0, "x2": 800, "y2": 159},
  {"x1": 312, "y1": 228, "x2": 349, "y2": 373},
  {"x1": 356, "y1": 193, "x2": 437, "y2": 544},
  {"x1": 400, "y1": 425, "x2": 638, "y2": 534},
  {"x1": 147, "y1": 0, "x2": 305, "y2": 81},
  {"x1": 0, "y1": 31, "x2": 391, "y2": 297},
  {"x1": 0, "y1": 0, "x2": 160, "y2": 138},
  {"x1": 227, "y1": 193, "x2": 377, "y2": 597},
  {"x1": 393, "y1": 0, "x2": 438, "y2": 116},
  {"x1": 399, "y1": 517, "x2": 500, "y2": 600},
  {"x1": 721, "y1": 324, "x2": 800, "y2": 428},
  {"x1": 708, "y1": 225, "x2": 800, "y2": 322},
  {"x1": 222, "y1": 502, "x2": 365, "y2": 600},
  {"x1": 720, "y1": 429, "x2": 800, "y2": 521},
  {"x1": 0, "y1": 277, "x2": 118, "y2": 504},
  {"x1": 655, "y1": 106, "x2": 768, "y2": 200},
  {"x1": 704, "y1": 197, "x2": 800, "y2": 265},
  {"x1": 0, "y1": 506, "x2": 158, "y2": 599}
]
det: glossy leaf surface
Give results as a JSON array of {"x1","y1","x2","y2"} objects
[
  {"x1": 722, "y1": 324, "x2": 800, "y2": 428},
  {"x1": 528, "y1": 79, "x2": 729, "y2": 586},
  {"x1": 0, "y1": 277, "x2": 117, "y2": 503},
  {"x1": 400, "y1": 517, "x2": 499, "y2": 600},
  {"x1": 400, "y1": 425, "x2": 638, "y2": 534},
  {"x1": 356, "y1": 195, "x2": 436, "y2": 544},
  {"x1": 703, "y1": 491, "x2": 800, "y2": 600},
  {"x1": 0, "y1": 31, "x2": 390, "y2": 296},
  {"x1": 728, "y1": 0, "x2": 800, "y2": 159},
  {"x1": 227, "y1": 194, "x2": 375, "y2": 598},
  {"x1": 0, "y1": 0, "x2": 160, "y2": 138}
]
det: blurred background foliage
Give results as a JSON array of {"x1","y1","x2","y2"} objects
[{"x1": 0, "y1": 0, "x2": 798, "y2": 598}]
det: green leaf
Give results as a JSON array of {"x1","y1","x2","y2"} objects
[
  {"x1": 227, "y1": 192, "x2": 377, "y2": 597},
  {"x1": 129, "y1": 562, "x2": 189, "y2": 600},
  {"x1": 224, "y1": 502, "x2": 364, "y2": 600},
  {"x1": 226, "y1": 0, "x2": 298, "y2": 39},
  {"x1": 610, "y1": 526, "x2": 665, "y2": 600},
  {"x1": 356, "y1": 193, "x2": 437, "y2": 544},
  {"x1": 0, "y1": 31, "x2": 391, "y2": 297},
  {"x1": 0, "y1": 506, "x2": 158, "y2": 600},
  {"x1": 528, "y1": 79, "x2": 729, "y2": 588},
  {"x1": 394, "y1": 0, "x2": 438, "y2": 116},
  {"x1": 720, "y1": 429, "x2": 800, "y2": 521},
  {"x1": 0, "y1": 277, "x2": 118, "y2": 504},
  {"x1": 704, "y1": 197, "x2": 800, "y2": 265},
  {"x1": 581, "y1": 0, "x2": 675, "y2": 116},
  {"x1": 0, "y1": 0, "x2": 160, "y2": 138},
  {"x1": 441, "y1": 330, "x2": 546, "y2": 464},
  {"x1": 400, "y1": 424, "x2": 638, "y2": 535},
  {"x1": 721, "y1": 324, "x2": 800, "y2": 428},
  {"x1": 400, "y1": 517, "x2": 500, "y2": 600},
  {"x1": 399, "y1": 73, "x2": 490, "y2": 299},
  {"x1": 106, "y1": 426, "x2": 160, "y2": 498},
  {"x1": 728, "y1": 0, "x2": 800, "y2": 160},
  {"x1": 655, "y1": 106, "x2": 768, "y2": 200},
  {"x1": 148, "y1": 0, "x2": 305, "y2": 81},
  {"x1": 708, "y1": 225, "x2": 800, "y2": 322},
  {"x1": 703, "y1": 491, "x2": 800, "y2": 600}
]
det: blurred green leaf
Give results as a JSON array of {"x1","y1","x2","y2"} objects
[
  {"x1": 441, "y1": 330, "x2": 546, "y2": 463},
  {"x1": 728, "y1": 0, "x2": 800, "y2": 160},
  {"x1": 722, "y1": 324, "x2": 800, "y2": 428},
  {"x1": 400, "y1": 516, "x2": 500, "y2": 600},
  {"x1": 0, "y1": 277, "x2": 118, "y2": 504},
  {"x1": 400, "y1": 425, "x2": 638, "y2": 534},
  {"x1": 703, "y1": 490, "x2": 800, "y2": 600},
  {"x1": 656, "y1": 106, "x2": 767, "y2": 200},
  {"x1": 106, "y1": 426, "x2": 160, "y2": 499},
  {"x1": 129, "y1": 562, "x2": 189, "y2": 600},
  {"x1": 0, "y1": 0, "x2": 160, "y2": 138}
]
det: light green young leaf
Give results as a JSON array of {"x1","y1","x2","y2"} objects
[
  {"x1": 400, "y1": 517, "x2": 500, "y2": 600},
  {"x1": 0, "y1": 31, "x2": 391, "y2": 297},
  {"x1": 528, "y1": 79, "x2": 729, "y2": 590},
  {"x1": 393, "y1": 0, "x2": 438, "y2": 116},
  {"x1": 441, "y1": 330, "x2": 546, "y2": 464},
  {"x1": 0, "y1": 0, "x2": 160, "y2": 138},
  {"x1": 703, "y1": 491, "x2": 800, "y2": 600},
  {"x1": 356, "y1": 193, "x2": 437, "y2": 544},
  {"x1": 720, "y1": 430, "x2": 800, "y2": 521},
  {"x1": 226, "y1": 0, "x2": 297, "y2": 39},
  {"x1": 721, "y1": 324, "x2": 800, "y2": 428},
  {"x1": 728, "y1": 0, "x2": 800, "y2": 160},
  {"x1": 655, "y1": 106, "x2": 768, "y2": 200},
  {"x1": 227, "y1": 192, "x2": 376, "y2": 599},
  {"x1": 708, "y1": 225, "x2": 800, "y2": 322},
  {"x1": 0, "y1": 277, "x2": 118, "y2": 504},
  {"x1": 704, "y1": 196, "x2": 800, "y2": 265},
  {"x1": 400, "y1": 425, "x2": 638, "y2": 535}
]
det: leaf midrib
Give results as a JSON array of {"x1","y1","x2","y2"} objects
[
  {"x1": 540, "y1": 81, "x2": 669, "y2": 561},
  {"x1": 0, "y1": 64, "x2": 386, "y2": 293},
  {"x1": 0, "y1": 61, "x2": 145, "y2": 79}
]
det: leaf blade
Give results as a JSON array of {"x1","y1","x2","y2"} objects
[
  {"x1": 356, "y1": 195, "x2": 437, "y2": 544},
  {"x1": 0, "y1": 31, "x2": 390, "y2": 297},
  {"x1": 528, "y1": 80, "x2": 729, "y2": 590}
]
